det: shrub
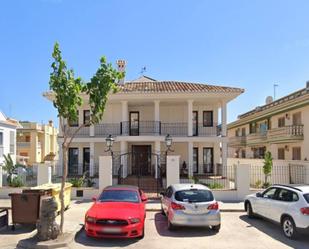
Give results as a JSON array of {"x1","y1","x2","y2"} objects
[
  {"x1": 69, "y1": 174, "x2": 85, "y2": 188},
  {"x1": 205, "y1": 182, "x2": 224, "y2": 189},
  {"x1": 10, "y1": 176, "x2": 24, "y2": 187},
  {"x1": 254, "y1": 180, "x2": 262, "y2": 189}
]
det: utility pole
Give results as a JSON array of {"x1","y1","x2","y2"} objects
[{"x1": 273, "y1": 84, "x2": 279, "y2": 100}]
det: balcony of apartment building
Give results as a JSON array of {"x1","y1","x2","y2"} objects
[
  {"x1": 228, "y1": 135, "x2": 247, "y2": 147},
  {"x1": 63, "y1": 99, "x2": 227, "y2": 139},
  {"x1": 267, "y1": 124, "x2": 304, "y2": 143},
  {"x1": 230, "y1": 124, "x2": 304, "y2": 147}
]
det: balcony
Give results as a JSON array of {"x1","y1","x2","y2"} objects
[
  {"x1": 17, "y1": 142, "x2": 31, "y2": 147},
  {"x1": 67, "y1": 121, "x2": 221, "y2": 137},
  {"x1": 230, "y1": 125, "x2": 304, "y2": 147},
  {"x1": 246, "y1": 131, "x2": 268, "y2": 146},
  {"x1": 228, "y1": 136, "x2": 246, "y2": 147},
  {"x1": 267, "y1": 125, "x2": 304, "y2": 143}
]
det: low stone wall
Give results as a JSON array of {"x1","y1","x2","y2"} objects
[
  {"x1": 0, "y1": 187, "x2": 24, "y2": 199},
  {"x1": 70, "y1": 187, "x2": 100, "y2": 200}
]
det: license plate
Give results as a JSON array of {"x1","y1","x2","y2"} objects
[{"x1": 102, "y1": 227, "x2": 122, "y2": 233}]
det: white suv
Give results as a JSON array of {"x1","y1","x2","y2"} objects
[{"x1": 244, "y1": 184, "x2": 309, "y2": 239}]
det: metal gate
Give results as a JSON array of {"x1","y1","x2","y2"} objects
[{"x1": 112, "y1": 150, "x2": 166, "y2": 193}]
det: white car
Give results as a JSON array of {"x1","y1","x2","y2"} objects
[
  {"x1": 161, "y1": 184, "x2": 221, "y2": 231},
  {"x1": 244, "y1": 184, "x2": 309, "y2": 239}
]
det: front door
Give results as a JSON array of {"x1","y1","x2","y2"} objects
[
  {"x1": 129, "y1": 112, "x2": 139, "y2": 136},
  {"x1": 192, "y1": 111, "x2": 198, "y2": 136},
  {"x1": 83, "y1": 147, "x2": 90, "y2": 175},
  {"x1": 132, "y1": 145, "x2": 151, "y2": 176},
  {"x1": 203, "y1": 147, "x2": 214, "y2": 174},
  {"x1": 68, "y1": 148, "x2": 79, "y2": 175}
]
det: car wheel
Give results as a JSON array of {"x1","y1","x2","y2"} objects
[
  {"x1": 246, "y1": 202, "x2": 254, "y2": 218},
  {"x1": 210, "y1": 224, "x2": 221, "y2": 232},
  {"x1": 282, "y1": 217, "x2": 297, "y2": 239},
  {"x1": 167, "y1": 219, "x2": 175, "y2": 231}
]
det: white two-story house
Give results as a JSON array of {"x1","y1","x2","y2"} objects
[
  {"x1": 44, "y1": 61, "x2": 243, "y2": 189},
  {"x1": 0, "y1": 111, "x2": 20, "y2": 165}
]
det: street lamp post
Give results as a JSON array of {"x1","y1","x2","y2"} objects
[{"x1": 105, "y1": 134, "x2": 114, "y2": 158}]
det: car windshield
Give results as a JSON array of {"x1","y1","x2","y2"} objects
[
  {"x1": 175, "y1": 189, "x2": 214, "y2": 203},
  {"x1": 98, "y1": 190, "x2": 140, "y2": 203},
  {"x1": 304, "y1": 194, "x2": 309, "y2": 203}
]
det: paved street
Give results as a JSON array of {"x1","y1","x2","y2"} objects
[
  {"x1": 1, "y1": 200, "x2": 309, "y2": 249},
  {"x1": 71, "y1": 212, "x2": 309, "y2": 249}
]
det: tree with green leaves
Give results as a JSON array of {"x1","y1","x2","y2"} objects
[
  {"x1": 263, "y1": 151, "x2": 273, "y2": 188},
  {"x1": 49, "y1": 42, "x2": 123, "y2": 233},
  {"x1": 3, "y1": 154, "x2": 24, "y2": 186}
]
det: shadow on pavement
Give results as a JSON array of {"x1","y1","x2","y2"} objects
[
  {"x1": 73, "y1": 227, "x2": 139, "y2": 247},
  {"x1": 0, "y1": 224, "x2": 35, "y2": 235},
  {"x1": 239, "y1": 214, "x2": 309, "y2": 249},
  {"x1": 154, "y1": 213, "x2": 217, "y2": 238}
]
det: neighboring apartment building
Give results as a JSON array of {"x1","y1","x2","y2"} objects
[
  {"x1": 44, "y1": 60, "x2": 243, "y2": 183},
  {"x1": 228, "y1": 82, "x2": 309, "y2": 160},
  {"x1": 16, "y1": 121, "x2": 58, "y2": 166},
  {"x1": 0, "y1": 111, "x2": 19, "y2": 165}
]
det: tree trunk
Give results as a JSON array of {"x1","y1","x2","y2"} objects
[{"x1": 59, "y1": 144, "x2": 68, "y2": 234}]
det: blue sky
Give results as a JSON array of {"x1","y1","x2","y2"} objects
[{"x1": 1, "y1": 0, "x2": 309, "y2": 126}]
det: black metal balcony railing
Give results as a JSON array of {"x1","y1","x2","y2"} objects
[
  {"x1": 66, "y1": 121, "x2": 222, "y2": 137},
  {"x1": 65, "y1": 125, "x2": 90, "y2": 137},
  {"x1": 161, "y1": 122, "x2": 188, "y2": 137},
  {"x1": 120, "y1": 121, "x2": 161, "y2": 136},
  {"x1": 95, "y1": 123, "x2": 121, "y2": 137}
]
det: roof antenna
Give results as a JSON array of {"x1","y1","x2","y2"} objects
[
  {"x1": 140, "y1": 66, "x2": 146, "y2": 75},
  {"x1": 273, "y1": 84, "x2": 279, "y2": 100}
]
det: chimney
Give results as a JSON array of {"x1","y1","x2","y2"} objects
[
  {"x1": 48, "y1": 120, "x2": 53, "y2": 127},
  {"x1": 306, "y1": 81, "x2": 309, "y2": 89},
  {"x1": 116, "y1": 59, "x2": 126, "y2": 85}
]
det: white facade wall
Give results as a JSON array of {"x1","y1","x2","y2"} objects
[{"x1": 0, "y1": 122, "x2": 17, "y2": 165}]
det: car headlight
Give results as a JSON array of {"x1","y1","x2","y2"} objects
[
  {"x1": 86, "y1": 216, "x2": 96, "y2": 223},
  {"x1": 129, "y1": 218, "x2": 140, "y2": 224}
]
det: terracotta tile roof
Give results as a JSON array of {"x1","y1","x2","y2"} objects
[{"x1": 117, "y1": 77, "x2": 243, "y2": 94}]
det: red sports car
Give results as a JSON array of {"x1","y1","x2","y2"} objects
[{"x1": 85, "y1": 185, "x2": 147, "y2": 239}]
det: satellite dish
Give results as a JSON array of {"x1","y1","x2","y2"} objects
[{"x1": 266, "y1": 96, "x2": 273, "y2": 104}]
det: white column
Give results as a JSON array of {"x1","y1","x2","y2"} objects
[
  {"x1": 37, "y1": 163, "x2": 52, "y2": 186},
  {"x1": 121, "y1": 101, "x2": 129, "y2": 135},
  {"x1": 221, "y1": 101, "x2": 227, "y2": 137},
  {"x1": 187, "y1": 100, "x2": 193, "y2": 136},
  {"x1": 0, "y1": 165, "x2": 2, "y2": 187},
  {"x1": 222, "y1": 141, "x2": 228, "y2": 177},
  {"x1": 154, "y1": 100, "x2": 160, "y2": 135},
  {"x1": 90, "y1": 142, "x2": 95, "y2": 177},
  {"x1": 90, "y1": 125, "x2": 95, "y2": 136},
  {"x1": 99, "y1": 156, "x2": 113, "y2": 190},
  {"x1": 154, "y1": 141, "x2": 161, "y2": 178},
  {"x1": 120, "y1": 141, "x2": 128, "y2": 177},
  {"x1": 188, "y1": 141, "x2": 193, "y2": 177},
  {"x1": 166, "y1": 155, "x2": 180, "y2": 186},
  {"x1": 236, "y1": 164, "x2": 250, "y2": 201}
]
